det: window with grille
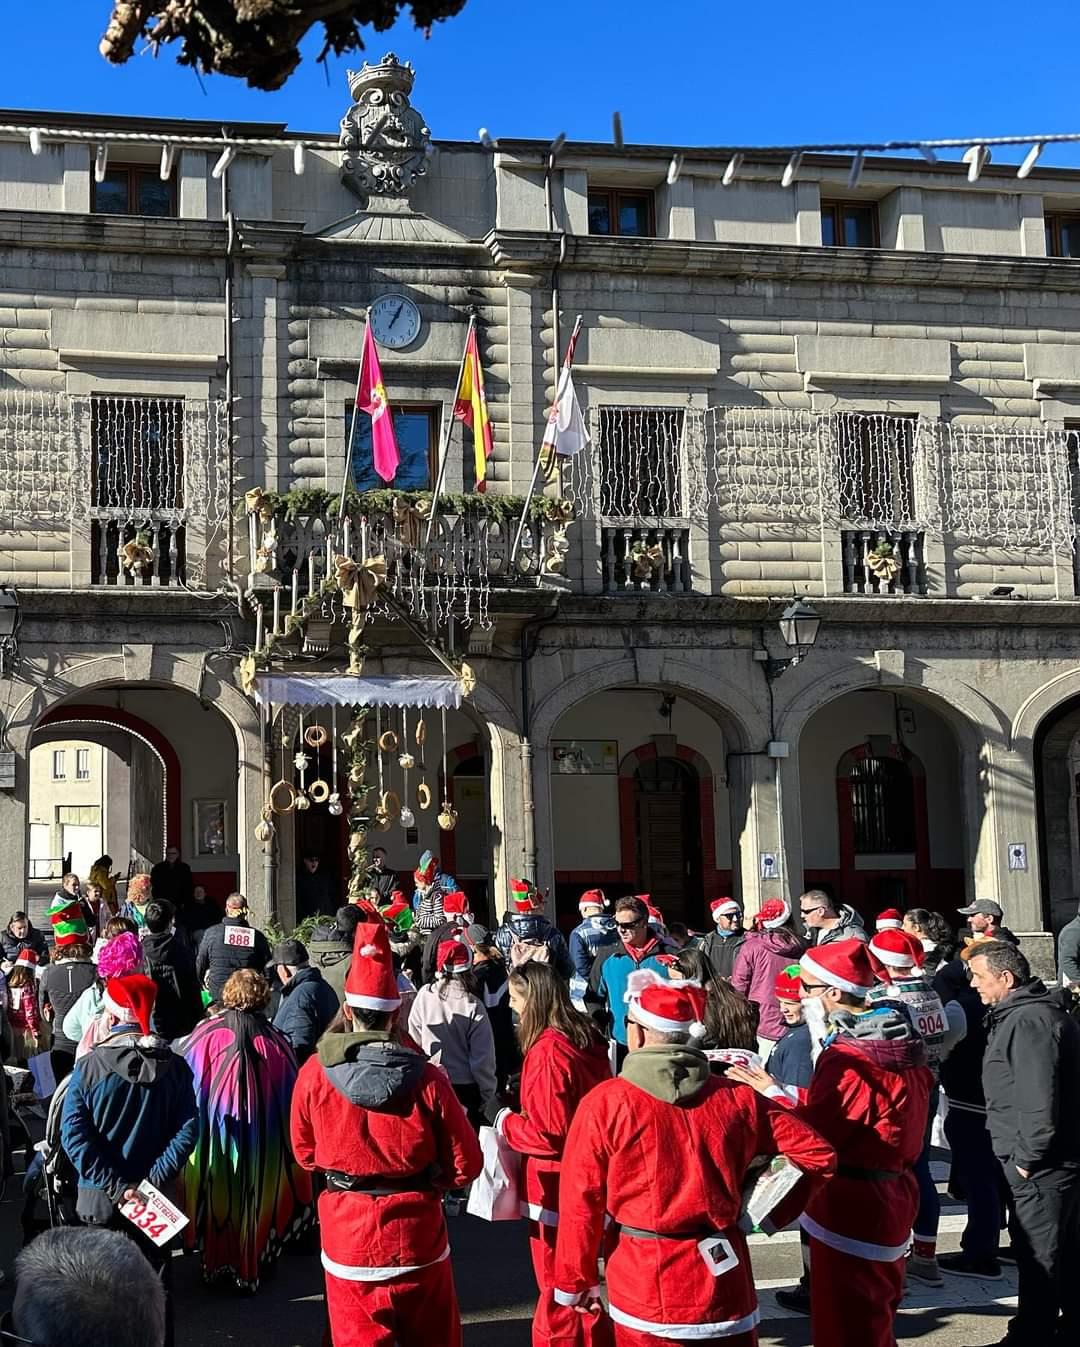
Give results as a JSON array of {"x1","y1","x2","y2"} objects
[
  {"x1": 91, "y1": 396, "x2": 184, "y2": 511},
  {"x1": 597, "y1": 407, "x2": 685, "y2": 518},
  {"x1": 51, "y1": 750, "x2": 65, "y2": 781},
  {"x1": 849, "y1": 756, "x2": 915, "y2": 854},
  {"x1": 835, "y1": 413, "x2": 917, "y2": 524},
  {"x1": 76, "y1": 748, "x2": 90, "y2": 781}
]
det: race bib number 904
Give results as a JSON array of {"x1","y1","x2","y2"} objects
[
  {"x1": 224, "y1": 925, "x2": 256, "y2": 949},
  {"x1": 120, "y1": 1182, "x2": 189, "y2": 1247}
]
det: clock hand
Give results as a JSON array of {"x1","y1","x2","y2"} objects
[{"x1": 389, "y1": 303, "x2": 404, "y2": 329}]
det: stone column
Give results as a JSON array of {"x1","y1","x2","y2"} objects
[{"x1": 737, "y1": 750, "x2": 802, "y2": 915}]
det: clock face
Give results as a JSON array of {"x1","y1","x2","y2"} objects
[{"x1": 369, "y1": 294, "x2": 422, "y2": 350}]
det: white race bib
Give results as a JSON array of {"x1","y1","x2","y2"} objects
[
  {"x1": 224, "y1": 925, "x2": 256, "y2": 949},
  {"x1": 120, "y1": 1182, "x2": 189, "y2": 1247},
  {"x1": 697, "y1": 1234, "x2": 738, "y2": 1277}
]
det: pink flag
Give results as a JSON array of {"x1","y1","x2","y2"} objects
[{"x1": 356, "y1": 321, "x2": 399, "y2": 483}]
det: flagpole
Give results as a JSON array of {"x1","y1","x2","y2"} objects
[
  {"x1": 337, "y1": 312, "x2": 369, "y2": 524},
  {"x1": 510, "y1": 314, "x2": 583, "y2": 565},
  {"x1": 424, "y1": 311, "x2": 477, "y2": 550}
]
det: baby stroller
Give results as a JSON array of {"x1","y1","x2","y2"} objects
[{"x1": 17, "y1": 1074, "x2": 78, "y2": 1242}]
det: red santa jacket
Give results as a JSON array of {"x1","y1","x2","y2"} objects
[
  {"x1": 797, "y1": 1021, "x2": 932, "y2": 1261},
  {"x1": 500, "y1": 1027, "x2": 610, "y2": 1225},
  {"x1": 291, "y1": 1031, "x2": 481, "y2": 1276},
  {"x1": 554, "y1": 1045, "x2": 835, "y2": 1338}
]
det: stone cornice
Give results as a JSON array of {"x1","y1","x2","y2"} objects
[
  {"x1": 486, "y1": 228, "x2": 1080, "y2": 293},
  {"x1": 0, "y1": 209, "x2": 227, "y2": 256}
]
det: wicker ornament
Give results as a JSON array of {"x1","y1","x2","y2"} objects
[
  {"x1": 380, "y1": 789, "x2": 401, "y2": 820},
  {"x1": 295, "y1": 791, "x2": 311, "y2": 812},
  {"x1": 308, "y1": 778, "x2": 330, "y2": 804},
  {"x1": 437, "y1": 800, "x2": 458, "y2": 832},
  {"x1": 398, "y1": 751, "x2": 416, "y2": 770},
  {"x1": 416, "y1": 780, "x2": 432, "y2": 810},
  {"x1": 293, "y1": 750, "x2": 311, "y2": 772},
  {"x1": 415, "y1": 719, "x2": 427, "y2": 747},
  {"x1": 268, "y1": 780, "x2": 298, "y2": 814},
  {"x1": 304, "y1": 724, "x2": 329, "y2": 748},
  {"x1": 378, "y1": 729, "x2": 399, "y2": 753},
  {"x1": 328, "y1": 792, "x2": 343, "y2": 817},
  {"x1": 254, "y1": 815, "x2": 275, "y2": 843}
]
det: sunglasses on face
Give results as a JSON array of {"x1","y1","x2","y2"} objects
[
  {"x1": 800, "y1": 906, "x2": 825, "y2": 917},
  {"x1": 800, "y1": 980, "x2": 829, "y2": 994},
  {"x1": 615, "y1": 918, "x2": 645, "y2": 932}
]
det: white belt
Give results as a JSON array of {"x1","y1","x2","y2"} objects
[
  {"x1": 800, "y1": 1213, "x2": 911, "y2": 1262},
  {"x1": 608, "y1": 1304, "x2": 760, "y2": 1340},
  {"x1": 321, "y1": 1245, "x2": 450, "y2": 1282}
]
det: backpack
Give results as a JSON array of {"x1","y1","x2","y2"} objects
[{"x1": 509, "y1": 934, "x2": 551, "y2": 968}]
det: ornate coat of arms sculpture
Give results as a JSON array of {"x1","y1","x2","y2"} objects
[{"x1": 339, "y1": 53, "x2": 432, "y2": 202}]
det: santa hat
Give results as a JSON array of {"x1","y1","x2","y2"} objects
[
  {"x1": 710, "y1": 897, "x2": 741, "y2": 922},
  {"x1": 442, "y1": 890, "x2": 471, "y2": 919},
  {"x1": 645, "y1": 902, "x2": 665, "y2": 927},
  {"x1": 103, "y1": 973, "x2": 157, "y2": 1037},
  {"x1": 800, "y1": 938, "x2": 876, "y2": 997},
  {"x1": 48, "y1": 895, "x2": 88, "y2": 949},
  {"x1": 510, "y1": 878, "x2": 538, "y2": 913},
  {"x1": 345, "y1": 922, "x2": 402, "y2": 1012},
  {"x1": 436, "y1": 935, "x2": 474, "y2": 974},
  {"x1": 414, "y1": 851, "x2": 438, "y2": 886},
  {"x1": 381, "y1": 891, "x2": 413, "y2": 931},
  {"x1": 753, "y1": 897, "x2": 792, "y2": 931},
  {"x1": 14, "y1": 948, "x2": 38, "y2": 973},
  {"x1": 578, "y1": 888, "x2": 608, "y2": 912},
  {"x1": 868, "y1": 927, "x2": 926, "y2": 982},
  {"x1": 875, "y1": 908, "x2": 904, "y2": 931},
  {"x1": 775, "y1": 963, "x2": 802, "y2": 1002},
  {"x1": 624, "y1": 968, "x2": 707, "y2": 1040}
]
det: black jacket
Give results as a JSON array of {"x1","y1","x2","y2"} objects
[
  {"x1": 982, "y1": 978, "x2": 1080, "y2": 1172},
  {"x1": 1058, "y1": 913, "x2": 1080, "y2": 986},
  {"x1": 196, "y1": 918, "x2": 272, "y2": 1003},
  {"x1": 150, "y1": 859, "x2": 194, "y2": 909},
  {"x1": 39, "y1": 959, "x2": 98, "y2": 1052},
  {"x1": 141, "y1": 928, "x2": 202, "y2": 1040},
  {"x1": 271, "y1": 965, "x2": 340, "y2": 1063},
  {"x1": 1, "y1": 923, "x2": 50, "y2": 966},
  {"x1": 696, "y1": 928, "x2": 746, "y2": 982},
  {"x1": 935, "y1": 963, "x2": 988, "y2": 1113},
  {"x1": 364, "y1": 865, "x2": 399, "y2": 903}
]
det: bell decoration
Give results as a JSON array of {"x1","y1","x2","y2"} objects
[
  {"x1": 255, "y1": 815, "x2": 275, "y2": 843},
  {"x1": 398, "y1": 751, "x2": 416, "y2": 770},
  {"x1": 399, "y1": 806, "x2": 416, "y2": 829},
  {"x1": 295, "y1": 790, "x2": 311, "y2": 812},
  {"x1": 328, "y1": 792, "x2": 344, "y2": 817},
  {"x1": 293, "y1": 750, "x2": 311, "y2": 772},
  {"x1": 437, "y1": 800, "x2": 459, "y2": 832}
]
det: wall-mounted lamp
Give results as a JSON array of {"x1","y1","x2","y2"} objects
[{"x1": 758, "y1": 598, "x2": 822, "y2": 682}]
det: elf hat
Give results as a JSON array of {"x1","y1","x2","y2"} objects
[
  {"x1": 754, "y1": 897, "x2": 792, "y2": 931},
  {"x1": 442, "y1": 890, "x2": 471, "y2": 919},
  {"x1": 414, "y1": 851, "x2": 439, "y2": 886},
  {"x1": 103, "y1": 973, "x2": 158, "y2": 1038},
  {"x1": 48, "y1": 895, "x2": 88, "y2": 949},
  {"x1": 14, "y1": 948, "x2": 38, "y2": 973},
  {"x1": 624, "y1": 968, "x2": 707, "y2": 1040},
  {"x1": 510, "y1": 878, "x2": 538, "y2": 913},
  {"x1": 775, "y1": 963, "x2": 802, "y2": 1002},
  {"x1": 710, "y1": 897, "x2": 741, "y2": 922},
  {"x1": 868, "y1": 927, "x2": 926, "y2": 982},
  {"x1": 800, "y1": 938, "x2": 876, "y2": 997},
  {"x1": 345, "y1": 922, "x2": 402, "y2": 1012},
  {"x1": 875, "y1": 908, "x2": 904, "y2": 931},
  {"x1": 579, "y1": 888, "x2": 608, "y2": 912},
  {"x1": 436, "y1": 935, "x2": 474, "y2": 974},
  {"x1": 381, "y1": 891, "x2": 412, "y2": 929}
]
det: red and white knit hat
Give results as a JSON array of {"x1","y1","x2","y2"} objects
[
  {"x1": 800, "y1": 938, "x2": 876, "y2": 997},
  {"x1": 578, "y1": 888, "x2": 608, "y2": 912},
  {"x1": 436, "y1": 935, "x2": 474, "y2": 974},
  {"x1": 754, "y1": 897, "x2": 792, "y2": 931},
  {"x1": 442, "y1": 890, "x2": 471, "y2": 919},
  {"x1": 510, "y1": 878, "x2": 537, "y2": 913},
  {"x1": 875, "y1": 908, "x2": 904, "y2": 931},
  {"x1": 775, "y1": 963, "x2": 802, "y2": 1001},
  {"x1": 868, "y1": 927, "x2": 926, "y2": 981},
  {"x1": 103, "y1": 973, "x2": 157, "y2": 1037},
  {"x1": 624, "y1": 968, "x2": 708, "y2": 1039},
  {"x1": 345, "y1": 922, "x2": 402, "y2": 1012},
  {"x1": 710, "y1": 897, "x2": 741, "y2": 922},
  {"x1": 14, "y1": 948, "x2": 38, "y2": 973}
]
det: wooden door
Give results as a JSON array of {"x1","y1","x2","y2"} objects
[{"x1": 634, "y1": 757, "x2": 701, "y2": 921}]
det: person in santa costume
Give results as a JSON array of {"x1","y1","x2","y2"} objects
[
  {"x1": 494, "y1": 962, "x2": 612, "y2": 1346},
  {"x1": 730, "y1": 938, "x2": 933, "y2": 1347},
  {"x1": 875, "y1": 908, "x2": 904, "y2": 932},
  {"x1": 555, "y1": 969, "x2": 836, "y2": 1345},
  {"x1": 696, "y1": 897, "x2": 746, "y2": 982},
  {"x1": 420, "y1": 889, "x2": 474, "y2": 984},
  {"x1": 568, "y1": 890, "x2": 618, "y2": 1012},
  {"x1": 290, "y1": 921, "x2": 482, "y2": 1347}
]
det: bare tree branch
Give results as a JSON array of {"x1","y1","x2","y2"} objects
[{"x1": 100, "y1": 1, "x2": 468, "y2": 91}]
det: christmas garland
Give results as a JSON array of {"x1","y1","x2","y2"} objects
[{"x1": 239, "y1": 486, "x2": 573, "y2": 526}]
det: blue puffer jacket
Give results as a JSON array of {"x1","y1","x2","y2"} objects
[
  {"x1": 272, "y1": 965, "x2": 340, "y2": 1063},
  {"x1": 587, "y1": 942, "x2": 673, "y2": 1046},
  {"x1": 61, "y1": 1026, "x2": 198, "y2": 1223},
  {"x1": 493, "y1": 912, "x2": 573, "y2": 978},
  {"x1": 568, "y1": 915, "x2": 619, "y2": 1005}
]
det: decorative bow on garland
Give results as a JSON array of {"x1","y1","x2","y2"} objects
[
  {"x1": 334, "y1": 555, "x2": 386, "y2": 610},
  {"x1": 119, "y1": 531, "x2": 155, "y2": 575},
  {"x1": 245, "y1": 487, "x2": 275, "y2": 522},
  {"x1": 864, "y1": 542, "x2": 901, "y2": 583},
  {"x1": 392, "y1": 495, "x2": 431, "y2": 549},
  {"x1": 629, "y1": 541, "x2": 664, "y2": 580}
]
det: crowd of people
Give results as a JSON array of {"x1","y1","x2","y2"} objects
[{"x1": 1, "y1": 848, "x2": 1079, "y2": 1347}]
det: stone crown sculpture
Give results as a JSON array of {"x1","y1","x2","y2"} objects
[{"x1": 340, "y1": 52, "x2": 432, "y2": 202}]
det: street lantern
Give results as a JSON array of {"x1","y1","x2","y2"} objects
[
  {"x1": 0, "y1": 585, "x2": 20, "y2": 678},
  {"x1": 778, "y1": 599, "x2": 821, "y2": 655}
]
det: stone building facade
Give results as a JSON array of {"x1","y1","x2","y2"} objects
[{"x1": 2, "y1": 58, "x2": 1080, "y2": 964}]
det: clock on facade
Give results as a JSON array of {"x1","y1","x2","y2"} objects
[{"x1": 368, "y1": 294, "x2": 422, "y2": 349}]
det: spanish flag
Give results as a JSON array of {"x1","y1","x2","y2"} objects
[{"x1": 453, "y1": 325, "x2": 494, "y2": 492}]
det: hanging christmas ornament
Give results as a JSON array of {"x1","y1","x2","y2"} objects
[
  {"x1": 416, "y1": 780, "x2": 432, "y2": 811},
  {"x1": 305, "y1": 724, "x2": 329, "y2": 748},
  {"x1": 415, "y1": 717, "x2": 427, "y2": 748},
  {"x1": 400, "y1": 805, "x2": 416, "y2": 829},
  {"x1": 255, "y1": 813, "x2": 275, "y2": 843},
  {"x1": 309, "y1": 778, "x2": 330, "y2": 803},
  {"x1": 437, "y1": 705, "x2": 457, "y2": 830},
  {"x1": 379, "y1": 729, "x2": 399, "y2": 753},
  {"x1": 328, "y1": 793, "x2": 344, "y2": 816},
  {"x1": 295, "y1": 791, "x2": 311, "y2": 812}
]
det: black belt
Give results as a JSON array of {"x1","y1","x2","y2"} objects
[
  {"x1": 322, "y1": 1169, "x2": 434, "y2": 1196},
  {"x1": 837, "y1": 1165, "x2": 904, "y2": 1182},
  {"x1": 618, "y1": 1223, "x2": 720, "y2": 1241}
]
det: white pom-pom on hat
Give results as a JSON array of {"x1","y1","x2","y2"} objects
[
  {"x1": 689, "y1": 1021, "x2": 707, "y2": 1039},
  {"x1": 623, "y1": 967, "x2": 666, "y2": 1002},
  {"x1": 359, "y1": 944, "x2": 378, "y2": 957}
]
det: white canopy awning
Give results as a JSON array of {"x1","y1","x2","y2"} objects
[{"x1": 252, "y1": 674, "x2": 463, "y2": 711}]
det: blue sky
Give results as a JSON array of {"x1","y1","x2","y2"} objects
[{"x1": 8, "y1": 2, "x2": 1080, "y2": 167}]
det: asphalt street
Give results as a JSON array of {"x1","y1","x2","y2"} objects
[{"x1": 0, "y1": 1156, "x2": 1016, "y2": 1346}]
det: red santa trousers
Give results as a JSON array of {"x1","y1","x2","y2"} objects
[
  {"x1": 323, "y1": 1256, "x2": 462, "y2": 1347},
  {"x1": 529, "y1": 1219, "x2": 615, "y2": 1347},
  {"x1": 808, "y1": 1235, "x2": 905, "y2": 1347}
]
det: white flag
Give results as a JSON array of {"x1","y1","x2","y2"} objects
[{"x1": 541, "y1": 365, "x2": 590, "y2": 458}]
